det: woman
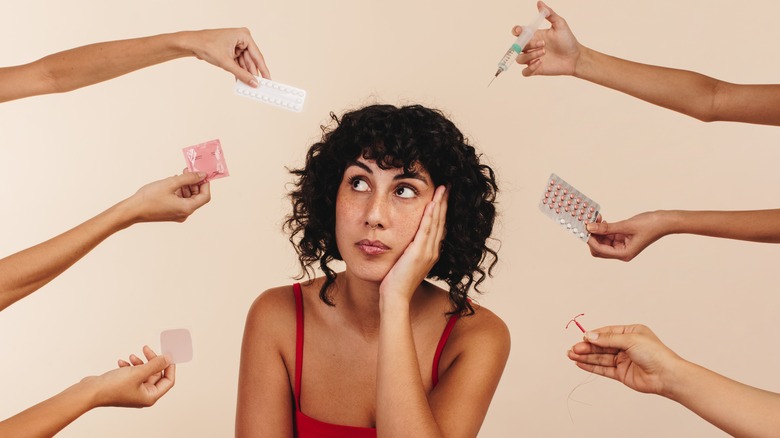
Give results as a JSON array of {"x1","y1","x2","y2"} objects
[{"x1": 236, "y1": 104, "x2": 510, "y2": 437}]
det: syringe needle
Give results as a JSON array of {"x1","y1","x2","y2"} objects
[{"x1": 488, "y1": 70, "x2": 500, "y2": 88}]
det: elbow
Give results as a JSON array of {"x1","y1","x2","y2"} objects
[{"x1": 690, "y1": 80, "x2": 726, "y2": 123}]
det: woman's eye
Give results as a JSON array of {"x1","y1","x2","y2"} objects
[
  {"x1": 395, "y1": 186, "x2": 416, "y2": 199},
  {"x1": 351, "y1": 178, "x2": 369, "y2": 191}
]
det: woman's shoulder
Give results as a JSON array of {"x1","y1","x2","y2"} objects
[
  {"x1": 244, "y1": 284, "x2": 299, "y2": 341},
  {"x1": 450, "y1": 300, "x2": 511, "y2": 358}
]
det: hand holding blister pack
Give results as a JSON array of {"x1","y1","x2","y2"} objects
[
  {"x1": 235, "y1": 76, "x2": 306, "y2": 112},
  {"x1": 538, "y1": 173, "x2": 600, "y2": 242},
  {"x1": 182, "y1": 139, "x2": 229, "y2": 182},
  {"x1": 160, "y1": 329, "x2": 193, "y2": 364}
]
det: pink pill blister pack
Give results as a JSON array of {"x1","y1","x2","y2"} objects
[{"x1": 538, "y1": 173, "x2": 600, "y2": 242}]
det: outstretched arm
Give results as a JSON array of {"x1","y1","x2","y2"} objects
[
  {"x1": 568, "y1": 325, "x2": 780, "y2": 437},
  {"x1": 0, "y1": 172, "x2": 210, "y2": 311},
  {"x1": 514, "y1": 1, "x2": 780, "y2": 126},
  {"x1": 0, "y1": 28, "x2": 270, "y2": 103},
  {"x1": 0, "y1": 346, "x2": 175, "y2": 438},
  {"x1": 586, "y1": 209, "x2": 780, "y2": 261}
]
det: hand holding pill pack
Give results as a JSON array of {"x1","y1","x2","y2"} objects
[
  {"x1": 538, "y1": 173, "x2": 600, "y2": 242},
  {"x1": 235, "y1": 76, "x2": 306, "y2": 112}
]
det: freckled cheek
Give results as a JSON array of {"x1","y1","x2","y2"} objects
[
  {"x1": 393, "y1": 206, "x2": 427, "y2": 245},
  {"x1": 335, "y1": 187, "x2": 358, "y2": 221}
]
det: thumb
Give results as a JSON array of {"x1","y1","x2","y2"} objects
[
  {"x1": 538, "y1": 1, "x2": 564, "y2": 28},
  {"x1": 138, "y1": 355, "x2": 171, "y2": 377},
  {"x1": 171, "y1": 171, "x2": 207, "y2": 187},
  {"x1": 587, "y1": 219, "x2": 629, "y2": 236},
  {"x1": 226, "y1": 61, "x2": 260, "y2": 87},
  {"x1": 585, "y1": 330, "x2": 631, "y2": 350}
]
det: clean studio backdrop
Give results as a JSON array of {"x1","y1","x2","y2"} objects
[{"x1": 1, "y1": 0, "x2": 777, "y2": 436}]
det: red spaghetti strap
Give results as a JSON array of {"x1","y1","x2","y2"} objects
[
  {"x1": 293, "y1": 283, "x2": 304, "y2": 406},
  {"x1": 432, "y1": 314, "x2": 460, "y2": 388}
]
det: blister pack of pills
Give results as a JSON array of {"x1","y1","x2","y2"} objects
[
  {"x1": 234, "y1": 76, "x2": 306, "y2": 112},
  {"x1": 538, "y1": 173, "x2": 600, "y2": 242}
]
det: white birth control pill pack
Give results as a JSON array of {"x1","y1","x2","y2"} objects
[
  {"x1": 538, "y1": 173, "x2": 600, "y2": 242},
  {"x1": 234, "y1": 76, "x2": 306, "y2": 112}
]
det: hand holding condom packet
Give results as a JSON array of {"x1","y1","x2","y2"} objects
[{"x1": 182, "y1": 139, "x2": 230, "y2": 182}]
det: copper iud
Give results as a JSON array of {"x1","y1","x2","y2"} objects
[{"x1": 565, "y1": 313, "x2": 586, "y2": 333}]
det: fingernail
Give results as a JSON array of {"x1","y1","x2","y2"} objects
[
  {"x1": 585, "y1": 332, "x2": 598, "y2": 340},
  {"x1": 249, "y1": 79, "x2": 258, "y2": 87},
  {"x1": 197, "y1": 172, "x2": 207, "y2": 178},
  {"x1": 586, "y1": 223, "x2": 594, "y2": 232}
]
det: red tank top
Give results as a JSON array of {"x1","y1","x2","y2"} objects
[{"x1": 292, "y1": 283, "x2": 460, "y2": 438}]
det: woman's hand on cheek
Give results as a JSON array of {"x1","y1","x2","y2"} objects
[{"x1": 379, "y1": 185, "x2": 449, "y2": 305}]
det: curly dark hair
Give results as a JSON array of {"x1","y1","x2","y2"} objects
[{"x1": 284, "y1": 104, "x2": 498, "y2": 315}]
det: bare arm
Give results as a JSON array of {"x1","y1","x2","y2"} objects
[
  {"x1": 0, "y1": 172, "x2": 210, "y2": 311},
  {"x1": 235, "y1": 288, "x2": 296, "y2": 438},
  {"x1": 0, "y1": 346, "x2": 174, "y2": 438},
  {"x1": 515, "y1": 1, "x2": 780, "y2": 126},
  {"x1": 587, "y1": 209, "x2": 780, "y2": 261},
  {"x1": 0, "y1": 28, "x2": 270, "y2": 103},
  {"x1": 377, "y1": 300, "x2": 510, "y2": 438},
  {"x1": 377, "y1": 187, "x2": 510, "y2": 437},
  {"x1": 574, "y1": 48, "x2": 780, "y2": 125},
  {"x1": 569, "y1": 325, "x2": 780, "y2": 437}
]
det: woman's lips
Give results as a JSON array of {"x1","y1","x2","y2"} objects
[{"x1": 356, "y1": 239, "x2": 390, "y2": 255}]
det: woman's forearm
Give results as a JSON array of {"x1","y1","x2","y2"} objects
[
  {"x1": 574, "y1": 47, "x2": 780, "y2": 125},
  {"x1": 664, "y1": 359, "x2": 780, "y2": 437},
  {"x1": 0, "y1": 200, "x2": 134, "y2": 311},
  {"x1": 662, "y1": 209, "x2": 780, "y2": 243},
  {"x1": 376, "y1": 298, "x2": 442, "y2": 437},
  {"x1": 0, "y1": 379, "x2": 97, "y2": 438}
]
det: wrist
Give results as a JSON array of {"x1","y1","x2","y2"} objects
[
  {"x1": 655, "y1": 210, "x2": 684, "y2": 235},
  {"x1": 572, "y1": 44, "x2": 592, "y2": 79},
  {"x1": 108, "y1": 197, "x2": 141, "y2": 230},
  {"x1": 172, "y1": 30, "x2": 201, "y2": 59},
  {"x1": 379, "y1": 292, "x2": 411, "y2": 316},
  {"x1": 69, "y1": 376, "x2": 102, "y2": 410},
  {"x1": 657, "y1": 356, "x2": 695, "y2": 401}
]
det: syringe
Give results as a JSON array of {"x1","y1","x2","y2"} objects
[{"x1": 489, "y1": 8, "x2": 550, "y2": 86}]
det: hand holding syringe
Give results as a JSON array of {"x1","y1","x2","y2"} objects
[{"x1": 489, "y1": 6, "x2": 550, "y2": 86}]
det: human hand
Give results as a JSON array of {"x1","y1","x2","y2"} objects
[
  {"x1": 512, "y1": 1, "x2": 582, "y2": 77},
  {"x1": 586, "y1": 211, "x2": 670, "y2": 261},
  {"x1": 379, "y1": 185, "x2": 448, "y2": 303},
  {"x1": 186, "y1": 28, "x2": 271, "y2": 86},
  {"x1": 567, "y1": 324, "x2": 683, "y2": 396},
  {"x1": 122, "y1": 172, "x2": 211, "y2": 224},
  {"x1": 88, "y1": 345, "x2": 175, "y2": 408}
]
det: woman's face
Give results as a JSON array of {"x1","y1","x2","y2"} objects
[{"x1": 335, "y1": 157, "x2": 436, "y2": 283}]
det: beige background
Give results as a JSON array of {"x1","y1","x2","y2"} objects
[{"x1": 1, "y1": 0, "x2": 778, "y2": 436}]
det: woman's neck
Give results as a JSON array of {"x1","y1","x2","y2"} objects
[
  {"x1": 328, "y1": 272, "x2": 433, "y2": 340},
  {"x1": 330, "y1": 273, "x2": 383, "y2": 339}
]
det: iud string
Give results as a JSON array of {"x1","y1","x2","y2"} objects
[{"x1": 565, "y1": 312, "x2": 596, "y2": 423}]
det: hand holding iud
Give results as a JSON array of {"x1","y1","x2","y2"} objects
[{"x1": 182, "y1": 139, "x2": 229, "y2": 182}]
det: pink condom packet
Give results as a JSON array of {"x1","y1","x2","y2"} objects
[
  {"x1": 160, "y1": 328, "x2": 193, "y2": 364},
  {"x1": 182, "y1": 139, "x2": 229, "y2": 181}
]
